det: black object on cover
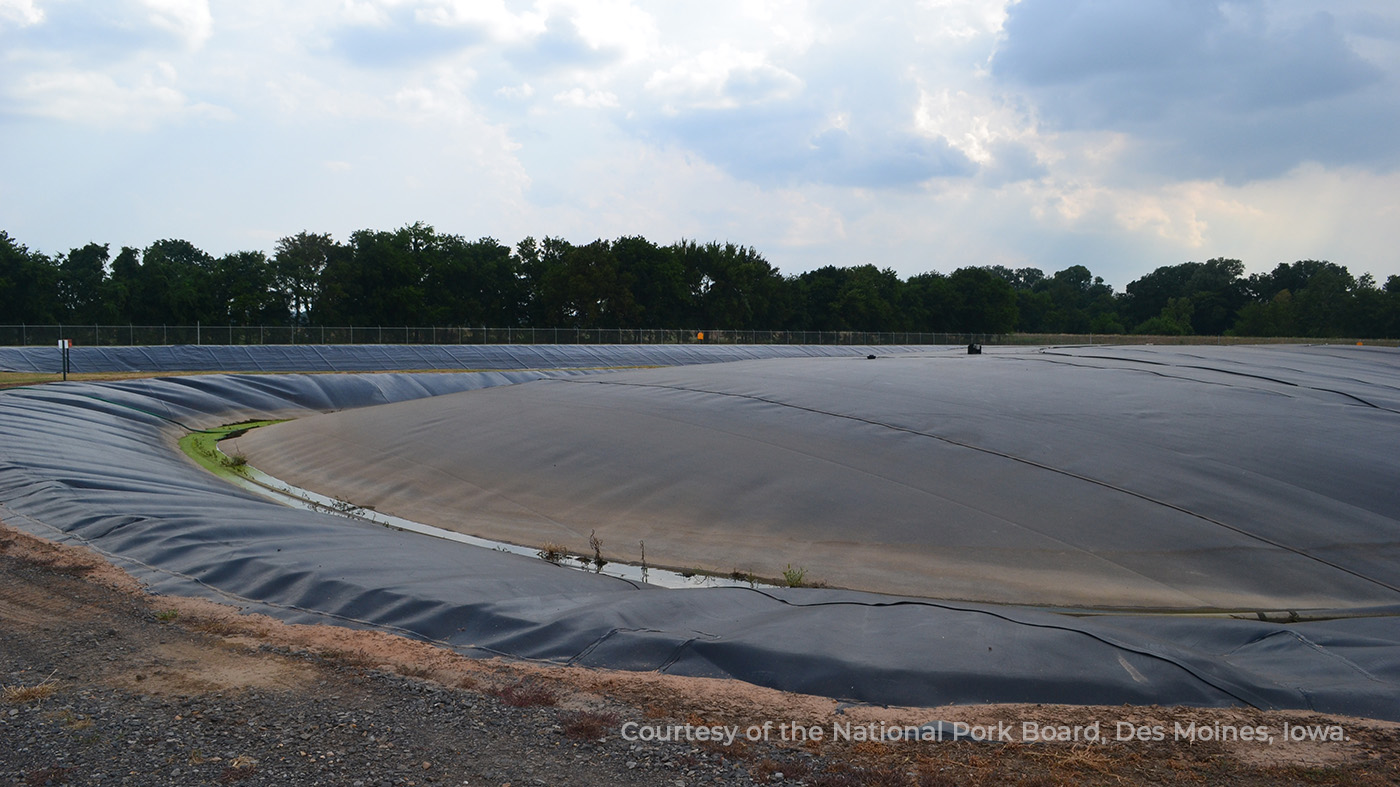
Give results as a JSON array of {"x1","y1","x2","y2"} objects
[{"x1": 0, "y1": 345, "x2": 1396, "y2": 720}]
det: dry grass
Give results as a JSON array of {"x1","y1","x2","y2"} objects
[
  {"x1": 4, "y1": 672, "x2": 58, "y2": 704},
  {"x1": 488, "y1": 680, "x2": 558, "y2": 708},
  {"x1": 559, "y1": 709, "x2": 621, "y2": 741},
  {"x1": 536, "y1": 542, "x2": 569, "y2": 565}
]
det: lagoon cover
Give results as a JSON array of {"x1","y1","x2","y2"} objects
[{"x1": 2, "y1": 344, "x2": 1398, "y2": 719}]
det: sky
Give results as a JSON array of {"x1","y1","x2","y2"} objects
[{"x1": 2, "y1": 0, "x2": 1399, "y2": 289}]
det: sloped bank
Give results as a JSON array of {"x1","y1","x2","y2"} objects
[{"x1": 0, "y1": 353, "x2": 1398, "y2": 720}]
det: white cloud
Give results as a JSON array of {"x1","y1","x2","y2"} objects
[
  {"x1": 393, "y1": 69, "x2": 478, "y2": 120},
  {"x1": 10, "y1": 66, "x2": 230, "y2": 128},
  {"x1": 0, "y1": 0, "x2": 43, "y2": 28},
  {"x1": 139, "y1": 0, "x2": 212, "y2": 49},
  {"x1": 1, "y1": 0, "x2": 1398, "y2": 293},
  {"x1": 915, "y1": 85, "x2": 1032, "y2": 164},
  {"x1": 552, "y1": 86, "x2": 618, "y2": 108},
  {"x1": 495, "y1": 82, "x2": 534, "y2": 100},
  {"x1": 546, "y1": 0, "x2": 659, "y2": 63},
  {"x1": 917, "y1": 0, "x2": 1010, "y2": 42},
  {"x1": 645, "y1": 46, "x2": 803, "y2": 111}
]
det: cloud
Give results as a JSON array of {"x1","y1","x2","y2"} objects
[
  {"x1": 495, "y1": 82, "x2": 534, "y2": 100},
  {"x1": 6, "y1": 64, "x2": 230, "y2": 128},
  {"x1": 3, "y1": 0, "x2": 1399, "y2": 294},
  {"x1": 642, "y1": 103, "x2": 974, "y2": 189},
  {"x1": 138, "y1": 0, "x2": 211, "y2": 49},
  {"x1": 0, "y1": 0, "x2": 208, "y2": 61},
  {"x1": 0, "y1": 0, "x2": 43, "y2": 29},
  {"x1": 646, "y1": 46, "x2": 803, "y2": 111},
  {"x1": 329, "y1": 6, "x2": 485, "y2": 67},
  {"x1": 505, "y1": 15, "x2": 621, "y2": 73},
  {"x1": 553, "y1": 87, "x2": 618, "y2": 108},
  {"x1": 992, "y1": 0, "x2": 1399, "y2": 180}
]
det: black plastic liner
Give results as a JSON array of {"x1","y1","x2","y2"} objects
[
  {"x1": 1, "y1": 349, "x2": 1398, "y2": 720},
  {"x1": 235, "y1": 346, "x2": 1400, "y2": 611},
  {"x1": 0, "y1": 343, "x2": 927, "y2": 374}
]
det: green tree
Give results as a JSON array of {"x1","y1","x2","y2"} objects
[
  {"x1": 537, "y1": 240, "x2": 640, "y2": 328},
  {"x1": 119, "y1": 239, "x2": 217, "y2": 324},
  {"x1": 948, "y1": 267, "x2": 1018, "y2": 333},
  {"x1": 102, "y1": 247, "x2": 141, "y2": 322},
  {"x1": 56, "y1": 242, "x2": 110, "y2": 322},
  {"x1": 217, "y1": 251, "x2": 285, "y2": 324},
  {"x1": 673, "y1": 240, "x2": 789, "y2": 329},
  {"x1": 1124, "y1": 259, "x2": 1246, "y2": 334},
  {"x1": 900, "y1": 272, "x2": 952, "y2": 332},
  {"x1": 1031, "y1": 265, "x2": 1116, "y2": 333},
  {"x1": 793, "y1": 265, "x2": 903, "y2": 331},
  {"x1": 1232, "y1": 290, "x2": 1298, "y2": 336},
  {"x1": 317, "y1": 224, "x2": 430, "y2": 326},
  {"x1": 274, "y1": 232, "x2": 336, "y2": 324},
  {"x1": 612, "y1": 236, "x2": 691, "y2": 328},
  {"x1": 421, "y1": 235, "x2": 521, "y2": 326},
  {"x1": 1134, "y1": 297, "x2": 1194, "y2": 335},
  {"x1": 0, "y1": 231, "x2": 59, "y2": 323}
]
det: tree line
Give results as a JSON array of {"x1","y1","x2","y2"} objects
[{"x1": 3, "y1": 224, "x2": 1398, "y2": 338}]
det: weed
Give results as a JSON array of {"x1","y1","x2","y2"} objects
[
  {"x1": 488, "y1": 680, "x2": 557, "y2": 708},
  {"x1": 588, "y1": 530, "x2": 606, "y2": 572},
  {"x1": 782, "y1": 564, "x2": 807, "y2": 588},
  {"x1": 730, "y1": 569, "x2": 758, "y2": 588},
  {"x1": 5, "y1": 684, "x2": 56, "y2": 703},
  {"x1": 559, "y1": 709, "x2": 620, "y2": 741},
  {"x1": 226, "y1": 453, "x2": 248, "y2": 469},
  {"x1": 154, "y1": 609, "x2": 180, "y2": 622},
  {"x1": 537, "y1": 542, "x2": 568, "y2": 565},
  {"x1": 4, "y1": 671, "x2": 58, "y2": 704},
  {"x1": 217, "y1": 755, "x2": 258, "y2": 783}
]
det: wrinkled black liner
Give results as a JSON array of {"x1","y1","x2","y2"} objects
[
  {"x1": 0, "y1": 343, "x2": 927, "y2": 374},
  {"x1": 1, "y1": 349, "x2": 1397, "y2": 720}
]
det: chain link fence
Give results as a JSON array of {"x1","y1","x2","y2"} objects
[{"x1": 1, "y1": 324, "x2": 1394, "y2": 348}]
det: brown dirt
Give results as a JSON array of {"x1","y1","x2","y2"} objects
[{"x1": 2, "y1": 520, "x2": 1398, "y2": 786}]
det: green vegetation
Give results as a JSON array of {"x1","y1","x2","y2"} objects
[
  {"x1": 178, "y1": 420, "x2": 287, "y2": 480},
  {"x1": 5, "y1": 226, "x2": 1399, "y2": 339},
  {"x1": 782, "y1": 564, "x2": 807, "y2": 588}
]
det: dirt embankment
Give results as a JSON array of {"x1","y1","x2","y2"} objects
[{"x1": 2, "y1": 521, "x2": 1398, "y2": 786}]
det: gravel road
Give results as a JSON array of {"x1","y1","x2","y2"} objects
[{"x1": 3, "y1": 523, "x2": 1397, "y2": 787}]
